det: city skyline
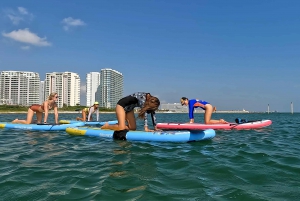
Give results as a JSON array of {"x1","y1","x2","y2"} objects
[
  {"x1": 0, "y1": 69, "x2": 124, "y2": 108},
  {"x1": 1, "y1": 1, "x2": 299, "y2": 112}
]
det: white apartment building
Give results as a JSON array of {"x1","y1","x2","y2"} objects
[
  {"x1": 0, "y1": 71, "x2": 40, "y2": 106},
  {"x1": 39, "y1": 81, "x2": 45, "y2": 104},
  {"x1": 95, "y1": 68, "x2": 123, "y2": 108},
  {"x1": 45, "y1": 72, "x2": 80, "y2": 108},
  {"x1": 86, "y1": 72, "x2": 100, "y2": 107}
]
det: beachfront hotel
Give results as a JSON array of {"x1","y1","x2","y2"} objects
[
  {"x1": 95, "y1": 68, "x2": 123, "y2": 108},
  {"x1": 86, "y1": 72, "x2": 101, "y2": 107},
  {"x1": 45, "y1": 72, "x2": 80, "y2": 108},
  {"x1": 0, "y1": 71, "x2": 40, "y2": 106}
]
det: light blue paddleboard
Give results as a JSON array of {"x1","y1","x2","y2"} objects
[
  {"x1": 59, "y1": 120, "x2": 118, "y2": 126},
  {"x1": 0, "y1": 122, "x2": 85, "y2": 131},
  {"x1": 66, "y1": 127, "x2": 216, "y2": 143}
]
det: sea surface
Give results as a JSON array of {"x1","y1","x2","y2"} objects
[{"x1": 0, "y1": 112, "x2": 299, "y2": 201}]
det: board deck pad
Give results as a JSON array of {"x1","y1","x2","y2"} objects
[{"x1": 156, "y1": 120, "x2": 272, "y2": 130}]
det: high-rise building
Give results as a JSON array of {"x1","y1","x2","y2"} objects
[
  {"x1": 39, "y1": 81, "x2": 45, "y2": 104},
  {"x1": 0, "y1": 71, "x2": 40, "y2": 105},
  {"x1": 45, "y1": 72, "x2": 80, "y2": 108},
  {"x1": 86, "y1": 72, "x2": 100, "y2": 107},
  {"x1": 96, "y1": 68, "x2": 123, "y2": 108}
]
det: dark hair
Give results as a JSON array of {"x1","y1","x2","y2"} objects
[
  {"x1": 138, "y1": 95, "x2": 160, "y2": 119},
  {"x1": 181, "y1": 97, "x2": 188, "y2": 101}
]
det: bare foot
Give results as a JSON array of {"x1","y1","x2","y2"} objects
[
  {"x1": 101, "y1": 122, "x2": 109, "y2": 129},
  {"x1": 12, "y1": 119, "x2": 18, "y2": 123},
  {"x1": 220, "y1": 119, "x2": 228, "y2": 124},
  {"x1": 76, "y1": 117, "x2": 80, "y2": 121},
  {"x1": 213, "y1": 107, "x2": 217, "y2": 112}
]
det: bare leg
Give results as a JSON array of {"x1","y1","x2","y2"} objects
[
  {"x1": 76, "y1": 111, "x2": 87, "y2": 121},
  {"x1": 101, "y1": 105, "x2": 135, "y2": 130},
  {"x1": 36, "y1": 112, "x2": 43, "y2": 123},
  {"x1": 125, "y1": 110, "x2": 136, "y2": 130},
  {"x1": 204, "y1": 104, "x2": 227, "y2": 124},
  {"x1": 12, "y1": 108, "x2": 35, "y2": 124},
  {"x1": 213, "y1": 106, "x2": 217, "y2": 112}
]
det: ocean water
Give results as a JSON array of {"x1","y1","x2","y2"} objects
[{"x1": 0, "y1": 112, "x2": 299, "y2": 200}]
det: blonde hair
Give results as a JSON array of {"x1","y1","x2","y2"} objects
[{"x1": 48, "y1": 92, "x2": 58, "y2": 100}]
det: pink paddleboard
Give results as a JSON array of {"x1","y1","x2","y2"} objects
[{"x1": 156, "y1": 120, "x2": 272, "y2": 130}]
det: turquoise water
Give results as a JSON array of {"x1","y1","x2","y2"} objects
[{"x1": 0, "y1": 113, "x2": 299, "y2": 200}]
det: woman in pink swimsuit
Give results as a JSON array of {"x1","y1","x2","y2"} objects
[{"x1": 12, "y1": 92, "x2": 59, "y2": 124}]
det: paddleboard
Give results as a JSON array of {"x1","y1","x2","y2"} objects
[
  {"x1": 0, "y1": 121, "x2": 85, "y2": 131},
  {"x1": 66, "y1": 127, "x2": 216, "y2": 143},
  {"x1": 156, "y1": 120, "x2": 272, "y2": 130},
  {"x1": 59, "y1": 120, "x2": 118, "y2": 126}
]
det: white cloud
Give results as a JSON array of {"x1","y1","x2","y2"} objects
[
  {"x1": 21, "y1": 46, "x2": 30, "y2": 50},
  {"x1": 7, "y1": 14, "x2": 23, "y2": 25},
  {"x1": 18, "y1": 7, "x2": 28, "y2": 15},
  {"x1": 2, "y1": 28, "x2": 51, "y2": 47},
  {"x1": 61, "y1": 17, "x2": 86, "y2": 31},
  {"x1": 4, "y1": 7, "x2": 33, "y2": 25}
]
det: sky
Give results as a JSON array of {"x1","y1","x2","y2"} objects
[{"x1": 0, "y1": 0, "x2": 299, "y2": 112}]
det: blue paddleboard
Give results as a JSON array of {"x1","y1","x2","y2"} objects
[{"x1": 66, "y1": 127, "x2": 216, "y2": 143}]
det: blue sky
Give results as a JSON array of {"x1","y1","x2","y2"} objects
[{"x1": 1, "y1": 0, "x2": 299, "y2": 112}]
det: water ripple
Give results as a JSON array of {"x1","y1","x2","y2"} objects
[{"x1": 1, "y1": 113, "x2": 300, "y2": 200}]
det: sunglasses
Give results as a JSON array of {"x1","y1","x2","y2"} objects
[{"x1": 55, "y1": 96, "x2": 59, "y2": 98}]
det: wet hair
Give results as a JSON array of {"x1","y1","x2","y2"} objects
[
  {"x1": 138, "y1": 94, "x2": 160, "y2": 119},
  {"x1": 180, "y1": 97, "x2": 188, "y2": 105},
  {"x1": 48, "y1": 92, "x2": 58, "y2": 100}
]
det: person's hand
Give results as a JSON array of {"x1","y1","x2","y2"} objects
[{"x1": 219, "y1": 119, "x2": 228, "y2": 124}]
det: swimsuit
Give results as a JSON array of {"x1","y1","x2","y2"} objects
[
  {"x1": 188, "y1": 99, "x2": 209, "y2": 119},
  {"x1": 83, "y1": 107, "x2": 90, "y2": 114},
  {"x1": 29, "y1": 102, "x2": 53, "y2": 112},
  {"x1": 29, "y1": 104, "x2": 43, "y2": 112},
  {"x1": 83, "y1": 106, "x2": 99, "y2": 121},
  {"x1": 117, "y1": 92, "x2": 157, "y2": 127}
]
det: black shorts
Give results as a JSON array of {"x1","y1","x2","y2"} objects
[{"x1": 113, "y1": 129, "x2": 129, "y2": 140}]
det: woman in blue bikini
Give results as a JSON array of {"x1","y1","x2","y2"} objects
[{"x1": 180, "y1": 97, "x2": 227, "y2": 124}]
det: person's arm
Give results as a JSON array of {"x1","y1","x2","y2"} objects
[
  {"x1": 43, "y1": 101, "x2": 49, "y2": 123},
  {"x1": 144, "y1": 112, "x2": 153, "y2": 132},
  {"x1": 188, "y1": 100, "x2": 195, "y2": 123},
  {"x1": 87, "y1": 107, "x2": 95, "y2": 121},
  {"x1": 53, "y1": 105, "x2": 59, "y2": 124},
  {"x1": 151, "y1": 112, "x2": 161, "y2": 131}
]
